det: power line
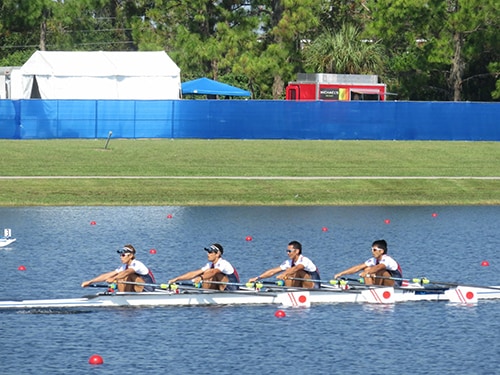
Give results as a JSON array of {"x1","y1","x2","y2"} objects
[{"x1": 0, "y1": 40, "x2": 135, "y2": 50}]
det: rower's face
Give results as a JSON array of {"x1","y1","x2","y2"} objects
[
  {"x1": 120, "y1": 252, "x2": 133, "y2": 264},
  {"x1": 371, "y1": 247, "x2": 384, "y2": 259},
  {"x1": 286, "y1": 246, "x2": 298, "y2": 259},
  {"x1": 207, "y1": 250, "x2": 219, "y2": 261}
]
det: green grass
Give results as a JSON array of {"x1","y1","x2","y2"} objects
[{"x1": 1, "y1": 139, "x2": 499, "y2": 206}]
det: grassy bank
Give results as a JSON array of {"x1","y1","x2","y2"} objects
[{"x1": 1, "y1": 139, "x2": 499, "y2": 206}]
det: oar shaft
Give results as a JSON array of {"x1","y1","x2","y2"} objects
[
  {"x1": 370, "y1": 275, "x2": 500, "y2": 291},
  {"x1": 288, "y1": 277, "x2": 333, "y2": 283},
  {"x1": 288, "y1": 277, "x2": 365, "y2": 285},
  {"x1": 117, "y1": 280, "x2": 175, "y2": 290},
  {"x1": 423, "y1": 280, "x2": 500, "y2": 291},
  {"x1": 89, "y1": 283, "x2": 113, "y2": 288}
]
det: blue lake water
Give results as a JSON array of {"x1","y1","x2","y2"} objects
[{"x1": 1, "y1": 206, "x2": 499, "y2": 374}]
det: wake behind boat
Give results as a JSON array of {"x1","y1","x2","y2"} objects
[
  {"x1": 0, "y1": 228, "x2": 16, "y2": 247},
  {"x1": 1, "y1": 282, "x2": 499, "y2": 310}
]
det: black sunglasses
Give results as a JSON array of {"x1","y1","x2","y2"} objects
[{"x1": 204, "y1": 247, "x2": 219, "y2": 254}]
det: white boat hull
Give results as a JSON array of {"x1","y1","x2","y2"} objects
[
  {"x1": 1, "y1": 285, "x2": 499, "y2": 310},
  {"x1": 0, "y1": 238, "x2": 16, "y2": 247}
]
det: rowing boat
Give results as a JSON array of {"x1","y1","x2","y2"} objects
[
  {"x1": 1, "y1": 284, "x2": 499, "y2": 310},
  {"x1": 0, "y1": 228, "x2": 16, "y2": 248}
]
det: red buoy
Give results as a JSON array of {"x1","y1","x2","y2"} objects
[
  {"x1": 18, "y1": 265, "x2": 26, "y2": 271},
  {"x1": 88, "y1": 354, "x2": 104, "y2": 365},
  {"x1": 166, "y1": 214, "x2": 173, "y2": 219},
  {"x1": 321, "y1": 227, "x2": 328, "y2": 232},
  {"x1": 274, "y1": 309, "x2": 286, "y2": 318},
  {"x1": 245, "y1": 236, "x2": 253, "y2": 241},
  {"x1": 90, "y1": 221, "x2": 96, "y2": 225},
  {"x1": 149, "y1": 248, "x2": 157, "y2": 254},
  {"x1": 481, "y1": 260, "x2": 490, "y2": 267},
  {"x1": 431, "y1": 212, "x2": 438, "y2": 217},
  {"x1": 384, "y1": 219, "x2": 391, "y2": 224}
]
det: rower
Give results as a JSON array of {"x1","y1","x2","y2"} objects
[
  {"x1": 334, "y1": 239, "x2": 403, "y2": 286},
  {"x1": 81, "y1": 244, "x2": 156, "y2": 292},
  {"x1": 248, "y1": 240, "x2": 321, "y2": 289},
  {"x1": 168, "y1": 243, "x2": 240, "y2": 291}
]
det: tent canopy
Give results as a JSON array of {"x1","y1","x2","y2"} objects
[
  {"x1": 181, "y1": 77, "x2": 250, "y2": 97},
  {"x1": 17, "y1": 51, "x2": 181, "y2": 100}
]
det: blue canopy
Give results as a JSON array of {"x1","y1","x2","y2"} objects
[{"x1": 181, "y1": 77, "x2": 251, "y2": 97}]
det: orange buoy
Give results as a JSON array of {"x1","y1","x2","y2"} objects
[
  {"x1": 88, "y1": 354, "x2": 104, "y2": 365},
  {"x1": 274, "y1": 309, "x2": 286, "y2": 318}
]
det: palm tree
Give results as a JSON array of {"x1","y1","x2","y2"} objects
[{"x1": 303, "y1": 24, "x2": 386, "y2": 75}]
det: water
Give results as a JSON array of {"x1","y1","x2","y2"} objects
[{"x1": 1, "y1": 206, "x2": 499, "y2": 374}]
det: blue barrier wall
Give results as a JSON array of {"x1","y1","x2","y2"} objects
[{"x1": 1, "y1": 99, "x2": 499, "y2": 140}]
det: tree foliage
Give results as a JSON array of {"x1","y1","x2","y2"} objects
[
  {"x1": 0, "y1": 0, "x2": 498, "y2": 100},
  {"x1": 303, "y1": 24, "x2": 386, "y2": 75}
]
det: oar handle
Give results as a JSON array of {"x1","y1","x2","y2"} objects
[
  {"x1": 116, "y1": 280, "x2": 179, "y2": 290},
  {"x1": 288, "y1": 276, "x2": 366, "y2": 286},
  {"x1": 89, "y1": 283, "x2": 114, "y2": 288},
  {"x1": 368, "y1": 275, "x2": 430, "y2": 284}
]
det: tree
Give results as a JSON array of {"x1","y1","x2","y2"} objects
[
  {"x1": 364, "y1": 0, "x2": 500, "y2": 101},
  {"x1": 0, "y1": 0, "x2": 54, "y2": 64},
  {"x1": 303, "y1": 24, "x2": 386, "y2": 75}
]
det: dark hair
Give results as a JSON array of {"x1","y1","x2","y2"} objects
[
  {"x1": 212, "y1": 243, "x2": 224, "y2": 255},
  {"x1": 372, "y1": 240, "x2": 387, "y2": 254},
  {"x1": 288, "y1": 240, "x2": 302, "y2": 254},
  {"x1": 123, "y1": 244, "x2": 136, "y2": 258}
]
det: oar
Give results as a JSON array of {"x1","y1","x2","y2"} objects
[
  {"x1": 198, "y1": 279, "x2": 303, "y2": 290},
  {"x1": 288, "y1": 277, "x2": 365, "y2": 286},
  {"x1": 369, "y1": 275, "x2": 500, "y2": 291},
  {"x1": 89, "y1": 282, "x2": 115, "y2": 288},
  {"x1": 115, "y1": 280, "x2": 179, "y2": 290}
]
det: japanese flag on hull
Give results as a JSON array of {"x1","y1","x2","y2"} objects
[{"x1": 278, "y1": 292, "x2": 311, "y2": 308}]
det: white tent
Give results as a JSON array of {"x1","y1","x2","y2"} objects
[{"x1": 16, "y1": 51, "x2": 181, "y2": 100}]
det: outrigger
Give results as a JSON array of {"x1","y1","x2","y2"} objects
[{"x1": 1, "y1": 278, "x2": 499, "y2": 310}]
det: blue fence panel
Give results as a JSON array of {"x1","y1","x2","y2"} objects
[
  {"x1": 57, "y1": 100, "x2": 97, "y2": 138},
  {"x1": 134, "y1": 101, "x2": 174, "y2": 138},
  {"x1": 0, "y1": 100, "x2": 19, "y2": 139},
  {"x1": 1, "y1": 99, "x2": 499, "y2": 140},
  {"x1": 19, "y1": 100, "x2": 59, "y2": 139},
  {"x1": 96, "y1": 101, "x2": 137, "y2": 138}
]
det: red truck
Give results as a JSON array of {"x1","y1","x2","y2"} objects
[{"x1": 285, "y1": 73, "x2": 386, "y2": 101}]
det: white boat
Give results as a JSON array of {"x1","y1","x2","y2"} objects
[
  {"x1": 0, "y1": 229, "x2": 16, "y2": 247},
  {"x1": 0, "y1": 284, "x2": 499, "y2": 310}
]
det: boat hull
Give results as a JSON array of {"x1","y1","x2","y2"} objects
[
  {"x1": 0, "y1": 238, "x2": 16, "y2": 247},
  {"x1": 1, "y1": 285, "x2": 499, "y2": 310}
]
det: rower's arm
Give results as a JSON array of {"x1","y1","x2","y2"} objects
[
  {"x1": 361, "y1": 263, "x2": 386, "y2": 276},
  {"x1": 81, "y1": 270, "x2": 118, "y2": 287},
  {"x1": 280, "y1": 263, "x2": 304, "y2": 278},
  {"x1": 168, "y1": 269, "x2": 203, "y2": 283},
  {"x1": 334, "y1": 263, "x2": 366, "y2": 279},
  {"x1": 249, "y1": 266, "x2": 282, "y2": 282}
]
